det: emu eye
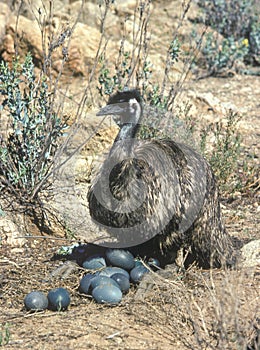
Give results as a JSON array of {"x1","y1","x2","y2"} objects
[{"x1": 129, "y1": 100, "x2": 138, "y2": 114}]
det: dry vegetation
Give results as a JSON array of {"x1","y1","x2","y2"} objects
[
  {"x1": 0, "y1": 240, "x2": 259, "y2": 349},
  {"x1": 0, "y1": 0, "x2": 259, "y2": 349}
]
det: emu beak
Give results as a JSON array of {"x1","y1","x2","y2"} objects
[{"x1": 96, "y1": 102, "x2": 127, "y2": 116}]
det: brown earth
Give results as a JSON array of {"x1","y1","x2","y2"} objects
[{"x1": 0, "y1": 1, "x2": 259, "y2": 349}]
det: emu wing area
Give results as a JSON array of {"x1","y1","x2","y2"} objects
[{"x1": 88, "y1": 139, "x2": 234, "y2": 268}]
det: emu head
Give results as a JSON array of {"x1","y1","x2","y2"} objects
[{"x1": 97, "y1": 89, "x2": 143, "y2": 126}]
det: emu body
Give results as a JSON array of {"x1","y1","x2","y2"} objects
[{"x1": 88, "y1": 90, "x2": 234, "y2": 268}]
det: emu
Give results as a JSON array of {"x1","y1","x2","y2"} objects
[{"x1": 87, "y1": 89, "x2": 234, "y2": 268}]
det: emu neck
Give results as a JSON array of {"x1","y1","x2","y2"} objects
[
  {"x1": 111, "y1": 122, "x2": 140, "y2": 157},
  {"x1": 116, "y1": 122, "x2": 139, "y2": 141}
]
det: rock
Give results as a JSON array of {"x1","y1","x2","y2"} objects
[
  {"x1": 2, "y1": 33, "x2": 15, "y2": 59},
  {"x1": 196, "y1": 92, "x2": 237, "y2": 115},
  {"x1": 3, "y1": 14, "x2": 42, "y2": 65},
  {"x1": 65, "y1": 1, "x2": 117, "y2": 31},
  {"x1": 5, "y1": 0, "x2": 70, "y2": 21},
  {"x1": 0, "y1": 3, "x2": 11, "y2": 46},
  {"x1": 65, "y1": 22, "x2": 101, "y2": 76},
  {"x1": 0, "y1": 215, "x2": 26, "y2": 247},
  {"x1": 240, "y1": 240, "x2": 260, "y2": 268},
  {"x1": 2, "y1": 11, "x2": 101, "y2": 77}
]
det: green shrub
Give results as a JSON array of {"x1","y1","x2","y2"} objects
[
  {"x1": 97, "y1": 41, "x2": 181, "y2": 109},
  {"x1": 0, "y1": 323, "x2": 10, "y2": 346},
  {"x1": 249, "y1": 20, "x2": 260, "y2": 63},
  {"x1": 202, "y1": 33, "x2": 249, "y2": 75},
  {"x1": 97, "y1": 51, "x2": 132, "y2": 98},
  {"x1": 200, "y1": 0, "x2": 256, "y2": 39},
  {"x1": 0, "y1": 53, "x2": 68, "y2": 203},
  {"x1": 197, "y1": 0, "x2": 260, "y2": 74},
  {"x1": 96, "y1": 37, "x2": 182, "y2": 141},
  {"x1": 200, "y1": 110, "x2": 242, "y2": 192}
]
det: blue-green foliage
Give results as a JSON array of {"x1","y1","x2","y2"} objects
[
  {"x1": 147, "y1": 84, "x2": 167, "y2": 109},
  {"x1": 249, "y1": 20, "x2": 260, "y2": 60},
  {"x1": 168, "y1": 38, "x2": 181, "y2": 63},
  {"x1": 201, "y1": 0, "x2": 254, "y2": 39},
  {"x1": 200, "y1": 111, "x2": 242, "y2": 191},
  {"x1": 203, "y1": 34, "x2": 249, "y2": 73},
  {"x1": 97, "y1": 52, "x2": 131, "y2": 97},
  {"x1": 198, "y1": 0, "x2": 259, "y2": 73},
  {"x1": 0, "y1": 323, "x2": 10, "y2": 346},
  {"x1": 96, "y1": 39, "x2": 181, "y2": 140},
  {"x1": 0, "y1": 53, "x2": 67, "y2": 199},
  {"x1": 97, "y1": 38, "x2": 181, "y2": 109}
]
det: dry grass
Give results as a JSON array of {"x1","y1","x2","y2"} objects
[{"x1": 0, "y1": 223, "x2": 259, "y2": 350}]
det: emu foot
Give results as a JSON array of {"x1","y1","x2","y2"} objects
[
  {"x1": 135, "y1": 263, "x2": 183, "y2": 300},
  {"x1": 48, "y1": 260, "x2": 79, "y2": 280}
]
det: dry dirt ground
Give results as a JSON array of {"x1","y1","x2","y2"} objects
[{"x1": 0, "y1": 1, "x2": 260, "y2": 349}]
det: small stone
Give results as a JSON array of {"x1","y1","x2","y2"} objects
[{"x1": 240, "y1": 240, "x2": 260, "y2": 268}]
